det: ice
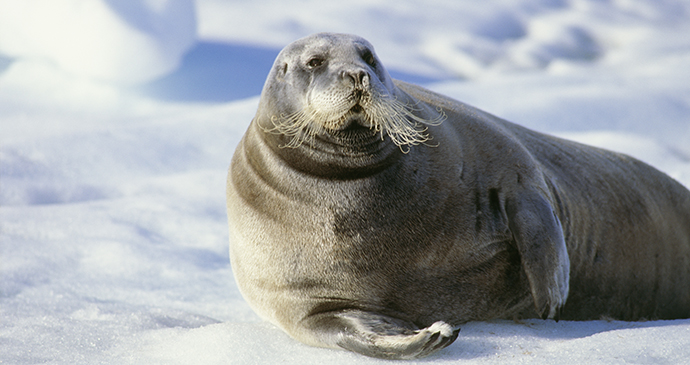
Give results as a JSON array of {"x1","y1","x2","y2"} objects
[{"x1": 2, "y1": 0, "x2": 690, "y2": 364}]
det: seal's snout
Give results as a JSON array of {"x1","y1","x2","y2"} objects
[{"x1": 342, "y1": 69, "x2": 370, "y2": 89}]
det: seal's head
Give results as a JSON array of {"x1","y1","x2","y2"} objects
[{"x1": 256, "y1": 33, "x2": 444, "y2": 153}]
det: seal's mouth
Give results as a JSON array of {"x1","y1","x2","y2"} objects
[
  {"x1": 344, "y1": 88, "x2": 368, "y2": 126},
  {"x1": 339, "y1": 91, "x2": 369, "y2": 129},
  {"x1": 350, "y1": 104, "x2": 364, "y2": 114},
  {"x1": 263, "y1": 87, "x2": 446, "y2": 149},
  {"x1": 337, "y1": 105, "x2": 370, "y2": 131}
]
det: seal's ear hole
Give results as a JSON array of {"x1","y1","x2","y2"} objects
[{"x1": 282, "y1": 63, "x2": 288, "y2": 75}]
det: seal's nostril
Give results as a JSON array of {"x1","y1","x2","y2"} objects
[
  {"x1": 358, "y1": 70, "x2": 369, "y2": 85},
  {"x1": 344, "y1": 69, "x2": 369, "y2": 87}
]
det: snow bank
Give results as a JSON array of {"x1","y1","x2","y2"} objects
[{"x1": 0, "y1": 0, "x2": 196, "y2": 84}]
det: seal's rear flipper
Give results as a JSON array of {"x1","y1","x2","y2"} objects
[{"x1": 301, "y1": 310, "x2": 459, "y2": 359}]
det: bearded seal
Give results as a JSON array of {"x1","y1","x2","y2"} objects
[{"x1": 226, "y1": 33, "x2": 690, "y2": 359}]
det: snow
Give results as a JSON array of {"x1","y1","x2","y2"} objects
[
  {"x1": 1, "y1": 0, "x2": 690, "y2": 364},
  {"x1": 0, "y1": 0, "x2": 196, "y2": 84}
]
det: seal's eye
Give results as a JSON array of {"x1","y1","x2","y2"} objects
[
  {"x1": 362, "y1": 50, "x2": 376, "y2": 67},
  {"x1": 306, "y1": 57, "x2": 325, "y2": 69}
]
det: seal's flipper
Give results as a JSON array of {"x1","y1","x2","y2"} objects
[
  {"x1": 302, "y1": 310, "x2": 459, "y2": 359},
  {"x1": 506, "y1": 191, "x2": 570, "y2": 319}
]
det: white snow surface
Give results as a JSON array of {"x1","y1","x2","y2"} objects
[
  {"x1": 2, "y1": 0, "x2": 690, "y2": 364},
  {"x1": 0, "y1": 0, "x2": 196, "y2": 84}
]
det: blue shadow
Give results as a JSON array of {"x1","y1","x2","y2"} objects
[
  {"x1": 138, "y1": 41, "x2": 442, "y2": 103},
  {"x1": 138, "y1": 41, "x2": 280, "y2": 102}
]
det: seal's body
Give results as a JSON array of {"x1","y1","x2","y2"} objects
[{"x1": 226, "y1": 33, "x2": 690, "y2": 359}]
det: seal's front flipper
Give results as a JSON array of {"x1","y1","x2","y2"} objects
[
  {"x1": 302, "y1": 310, "x2": 459, "y2": 359},
  {"x1": 506, "y1": 190, "x2": 570, "y2": 320}
]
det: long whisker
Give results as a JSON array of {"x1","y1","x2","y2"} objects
[
  {"x1": 262, "y1": 90, "x2": 445, "y2": 150},
  {"x1": 364, "y1": 92, "x2": 445, "y2": 151}
]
